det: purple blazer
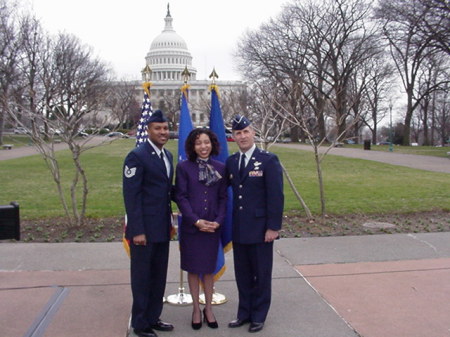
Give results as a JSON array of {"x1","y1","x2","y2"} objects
[{"x1": 174, "y1": 159, "x2": 227, "y2": 234}]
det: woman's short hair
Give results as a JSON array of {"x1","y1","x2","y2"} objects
[{"x1": 185, "y1": 128, "x2": 220, "y2": 161}]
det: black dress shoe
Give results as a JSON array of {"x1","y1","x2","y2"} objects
[
  {"x1": 203, "y1": 308, "x2": 218, "y2": 328},
  {"x1": 192, "y1": 311, "x2": 202, "y2": 330},
  {"x1": 228, "y1": 318, "x2": 250, "y2": 328},
  {"x1": 133, "y1": 327, "x2": 157, "y2": 337},
  {"x1": 150, "y1": 320, "x2": 174, "y2": 331},
  {"x1": 249, "y1": 322, "x2": 264, "y2": 333}
]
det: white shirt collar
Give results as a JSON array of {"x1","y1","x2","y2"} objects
[
  {"x1": 240, "y1": 144, "x2": 256, "y2": 159},
  {"x1": 148, "y1": 138, "x2": 164, "y2": 156}
]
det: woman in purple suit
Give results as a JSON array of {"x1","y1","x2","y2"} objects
[{"x1": 174, "y1": 128, "x2": 227, "y2": 330}]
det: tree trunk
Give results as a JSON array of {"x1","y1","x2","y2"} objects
[
  {"x1": 313, "y1": 144, "x2": 326, "y2": 216},
  {"x1": 280, "y1": 162, "x2": 312, "y2": 219}
]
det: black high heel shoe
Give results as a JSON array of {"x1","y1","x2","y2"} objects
[
  {"x1": 203, "y1": 308, "x2": 218, "y2": 329},
  {"x1": 191, "y1": 311, "x2": 202, "y2": 330}
]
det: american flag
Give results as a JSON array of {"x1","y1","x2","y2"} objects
[
  {"x1": 135, "y1": 91, "x2": 153, "y2": 147},
  {"x1": 123, "y1": 88, "x2": 153, "y2": 257}
]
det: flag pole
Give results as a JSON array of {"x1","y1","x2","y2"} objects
[
  {"x1": 199, "y1": 68, "x2": 229, "y2": 305},
  {"x1": 166, "y1": 67, "x2": 193, "y2": 306},
  {"x1": 166, "y1": 269, "x2": 193, "y2": 306}
]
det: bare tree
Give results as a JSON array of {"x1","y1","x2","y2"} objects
[
  {"x1": 433, "y1": 84, "x2": 450, "y2": 146},
  {"x1": 376, "y1": 0, "x2": 450, "y2": 145},
  {"x1": 303, "y1": 0, "x2": 381, "y2": 140},
  {"x1": 236, "y1": 0, "x2": 383, "y2": 217},
  {"x1": 416, "y1": 0, "x2": 450, "y2": 55},
  {"x1": 276, "y1": 93, "x2": 362, "y2": 217},
  {"x1": 358, "y1": 54, "x2": 396, "y2": 144},
  {"x1": 241, "y1": 80, "x2": 289, "y2": 149},
  {"x1": 8, "y1": 29, "x2": 111, "y2": 226},
  {"x1": 0, "y1": 0, "x2": 22, "y2": 145},
  {"x1": 106, "y1": 80, "x2": 141, "y2": 129},
  {"x1": 237, "y1": 81, "x2": 312, "y2": 218}
]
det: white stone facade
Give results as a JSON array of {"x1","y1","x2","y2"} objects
[{"x1": 141, "y1": 4, "x2": 244, "y2": 126}]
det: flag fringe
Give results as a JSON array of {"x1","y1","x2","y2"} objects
[
  {"x1": 122, "y1": 235, "x2": 130, "y2": 257},
  {"x1": 142, "y1": 82, "x2": 152, "y2": 96},
  {"x1": 208, "y1": 84, "x2": 220, "y2": 97},
  {"x1": 213, "y1": 265, "x2": 226, "y2": 282},
  {"x1": 223, "y1": 241, "x2": 233, "y2": 254},
  {"x1": 181, "y1": 84, "x2": 190, "y2": 95}
]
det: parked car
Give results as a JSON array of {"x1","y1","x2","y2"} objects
[
  {"x1": 225, "y1": 129, "x2": 234, "y2": 142},
  {"x1": 378, "y1": 141, "x2": 390, "y2": 145},
  {"x1": 13, "y1": 127, "x2": 28, "y2": 134},
  {"x1": 105, "y1": 131, "x2": 129, "y2": 138},
  {"x1": 169, "y1": 131, "x2": 179, "y2": 139}
]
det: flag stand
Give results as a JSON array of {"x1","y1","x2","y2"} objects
[
  {"x1": 166, "y1": 270, "x2": 193, "y2": 306},
  {"x1": 199, "y1": 287, "x2": 227, "y2": 305}
]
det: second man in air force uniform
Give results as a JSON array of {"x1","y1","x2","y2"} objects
[{"x1": 225, "y1": 115, "x2": 284, "y2": 333}]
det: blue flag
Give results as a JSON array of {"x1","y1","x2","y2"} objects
[
  {"x1": 178, "y1": 87, "x2": 194, "y2": 161},
  {"x1": 209, "y1": 85, "x2": 233, "y2": 281},
  {"x1": 176, "y1": 86, "x2": 194, "y2": 247}
]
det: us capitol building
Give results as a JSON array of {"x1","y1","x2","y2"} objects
[{"x1": 137, "y1": 5, "x2": 245, "y2": 126}]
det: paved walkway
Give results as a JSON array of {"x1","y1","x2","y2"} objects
[
  {"x1": 1, "y1": 234, "x2": 450, "y2": 337},
  {"x1": 2, "y1": 141, "x2": 449, "y2": 336},
  {"x1": 276, "y1": 143, "x2": 450, "y2": 174},
  {"x1": 0, "y1": 136, "x2": 109, "y2": 161}
]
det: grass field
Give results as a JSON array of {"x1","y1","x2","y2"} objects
[
  {"x1": 348, "y1": 143, "x2": 450, "y2": 157},
  {"x1": 1, "y1": 138, "x2": 449, "y2": 220},
  {"x1": 2, "y1": 134, "x2": 450, "y2": 156}
]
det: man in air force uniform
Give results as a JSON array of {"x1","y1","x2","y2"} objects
[
  {"x1": 225, "y1": 115, "x2": 284, "y2": 333},
  {"x1": 123, "y1": 110, "x2": 175, "y2": 337}
]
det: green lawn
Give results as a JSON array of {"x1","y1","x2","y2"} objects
[
  {"x1": 345, "y1": 143, "x2": 450, "y2": 158},
  {"x1": 1, "y1": 138, "x2": 449, "y2": 219},
  {"x1": 1, "y1": 134, "x2": 35, "y2": 148}
]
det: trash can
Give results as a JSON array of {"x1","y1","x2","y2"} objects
[
  {"x1": 0, "y1": 202, "x2": 20, "y2": 240},
  {"x1": 364, "y1": 140, "x2": 371, "y2": 150}
]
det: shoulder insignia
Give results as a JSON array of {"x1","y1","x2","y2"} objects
[{"x1": 124, "y1": 165, "x2": 136, "y2": 178}]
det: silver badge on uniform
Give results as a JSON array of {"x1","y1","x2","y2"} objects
[{"x1": 124, "y1": 165, "x2": 136, "y2": 178}]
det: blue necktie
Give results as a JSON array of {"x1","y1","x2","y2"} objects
[
  {"x1": 160, "y1": 151, "x2": 168, "y2": 176},
  {"x1": 239, "y1": 153, "x2": 246, "y2": 178}
]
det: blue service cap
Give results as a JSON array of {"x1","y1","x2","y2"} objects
[
  {"x1": 231, "y1": 115, "x2": 251, "y2": 130},
  {"x1": 146, "y1": 110, "x2": 168, "y2": 124}
]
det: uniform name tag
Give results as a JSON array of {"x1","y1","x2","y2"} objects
[{"x1": 249, "y1": 170, "x2": 263, "y2": 177}]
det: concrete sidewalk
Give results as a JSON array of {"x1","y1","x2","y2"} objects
[
  {"x1": 276, "y1": 143, "x2": 450, "y2": 174},
  {"x1": 2, "y1": 233, "x2": 450, "y2": 337}
]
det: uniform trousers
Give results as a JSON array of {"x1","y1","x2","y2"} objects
[
  {"x1": 233, "y1": 241, "x2": 274, "y2": 323},
  {"x1": 130, "y1": 241, "x2": 169, "y2": 330}
]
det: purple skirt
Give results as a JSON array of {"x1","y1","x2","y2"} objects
[{"x1": 179, "y1": 230, "x2": 220, "y2": 274}]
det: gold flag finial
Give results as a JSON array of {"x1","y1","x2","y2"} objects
[
  {"x1": 141, "y1": 65, "x2": 152, "y2": 82},
  {"x1": 141, "y1": 65, "x2": 153, "y2": 96},
  {"x1": 182, "y1": 66, "x2": 191, "y2": 84},
  {"x1": 209, "y1": 68, "x2": 219, "y2": 84}
]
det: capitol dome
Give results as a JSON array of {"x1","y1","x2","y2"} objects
[{"x1": 145, "y1": 5, "x2": 197, "y2": 81}]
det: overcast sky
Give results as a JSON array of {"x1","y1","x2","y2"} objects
[{"x1": 25, "y1": 0, "x2": 289, "y2": 81}]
